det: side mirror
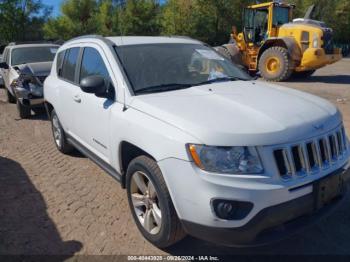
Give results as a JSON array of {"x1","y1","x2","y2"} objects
[
  {"x1": 80, "y1": 75, "x2": 106, "y2": 94},
  {"x1": 0, "y1": 62, "x2": 9, "y2": 69},
  {"x1": 80, "y1": 75, "x2": 114, "y2": 100}
]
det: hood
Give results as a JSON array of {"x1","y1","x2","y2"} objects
[
  {"x1": 129, "y1": 81, "x2": 342, "y2": 146},
  {"x1": 14, "y1": 61, "x2": 52, "y2": 77}
]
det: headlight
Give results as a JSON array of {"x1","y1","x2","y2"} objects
[
  {"x1": 188, "y1": 144, "x2": 264, "y2": 174},
  {"x1": 312, "y1": 33, "x2": 319, "y2": 48}
]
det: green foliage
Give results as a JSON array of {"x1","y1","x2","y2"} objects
[
  {"x1": 1, "y1": 0, "x2": 349, "y2": 44},
  {"x1": 96, "y1": 0, "x2": 117, "y2": 36},
  {"x1": 43, "y1": 0, "x2": 98, "y2": 40},
  {"x1": 120, "y1": 0, "x2": 161, "y2": 35},
  {"x1": 0, "y1": 0, "x2": 51, "y2": 43},
  {"x1": 161, "y1": 0, "x2": 196, "y2": 36}
]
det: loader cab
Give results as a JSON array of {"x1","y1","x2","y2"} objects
[{"x1": 243, "y1": 2, "x2": 292, "y2": 46}]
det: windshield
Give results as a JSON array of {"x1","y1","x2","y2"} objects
[
  {"x1": 115, "y1": 44, "x2": 251, "y2": 95},
  {"x1": 11, "y1": 46, "x2": 58, "y2": 66},
  {"x1": 244, "y1": 8, "x2": 269, "y2": 29},
  {"x1": 273, "y1": 7, "x2": 290, "y2": 26}
]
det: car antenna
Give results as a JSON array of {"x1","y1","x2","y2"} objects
[{"x1": 118, "y1": 7, "x2": 128, "y2": 112}]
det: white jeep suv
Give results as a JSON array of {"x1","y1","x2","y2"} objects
[{"x1": 44, "y1": 35, "x2": 350, "y2": 247}]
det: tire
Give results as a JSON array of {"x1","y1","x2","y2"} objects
[
  {"x1": 6, "y1": 89, "x2": 16, "y2": 104},
  {"x1": 292, "y1": 70, "x2": 316, "y2": 78},
  {"x1": 32, "y1": 107, "x2": 46, "y2": 115},
  {"x1": 16, "y1": 100, "x2": 31, "y2": 119},
  {"x1": 50, "y1": 109, "x2": 74, "y2": 154},
  {"x1": 126, "y1": 156, "x2": 186, "y2": 248},
  {"x1": 258, "y1": 46, "x2": 294, "y2": 82}
]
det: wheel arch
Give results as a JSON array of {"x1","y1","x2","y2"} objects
[
  {"x1": 119, "y1": 141, "x2": 156, "y2": 188},
  {"x1": 258, "y1": 37, "x2": 301, "y2": 63},
  {"x1": 44, "y1": 101, "x2": 54, "y2": 118}
]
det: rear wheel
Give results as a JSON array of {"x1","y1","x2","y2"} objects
[
  {"x1": 259, "y1": 46, "x2": 294, "y2": 82},
  {"x1": 6, "y1": 89, "x2": 16, "y2": 104},
  {"x1": 126, "y1": 156, "x2": 186, "y2": 248},
  {"x1": 16, "y1": 100, "x2": 31, "y2": 119},
  {"x1": 51, "y1": 109, "x2": 74, "y2": 154}
]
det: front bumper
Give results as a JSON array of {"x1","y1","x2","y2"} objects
[
  {"x1": 13, "y1": 87, "x2": 44, "y2": 107},
  {"x1": 182, "y1": 167, "x2": 349, "y2": 246},
  {"x1": 158, "y1": 157, "x2": 350, "y2": 246}
]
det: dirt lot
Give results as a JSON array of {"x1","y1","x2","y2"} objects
[{"x1": 0, "y1": 58, "x2": 350, "y2": 257}]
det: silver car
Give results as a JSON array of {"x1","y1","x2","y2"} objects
[{"x1": 0, "y1": 43, "x2": 59, "y2": 118}]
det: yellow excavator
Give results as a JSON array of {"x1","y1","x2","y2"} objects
[{"x1": 215, "y1": 1, "x2": 342, "y2": 81}]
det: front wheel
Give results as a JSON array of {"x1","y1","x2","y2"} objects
[
  {"x1": 126, "y1": 156, "x2": 186, "y2": 248},
  {"x1": 6, "y1": 89, "x2": 16, "y2": 104},
  {"x1": 16, "y1": 101, "x2": 31, "y2": 119},
  {"x1": 258, "y1": 46, "x2": 294, "y2": 82}
]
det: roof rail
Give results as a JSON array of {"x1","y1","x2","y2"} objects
[
  {"x1": 168, "y1": 35, "x2": 194, "y2": 40},
  {"x1": 65, "y1": 35, "x2": 105, "y2": 44}
]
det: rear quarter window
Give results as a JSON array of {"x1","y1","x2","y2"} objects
[{"x1": 56, "y1": 51, "x2": 65, "y2": 76}]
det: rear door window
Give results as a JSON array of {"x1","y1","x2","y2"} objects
[{"x1": 61, "y1": 47, "x2": 80, "y2": 83}]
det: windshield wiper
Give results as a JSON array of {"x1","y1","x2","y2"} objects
[
  {"x1": 193, "y1": 76, "x2": 245, "y2": 87},
  {"x1": 135, "y1": 83, "x2": 193, "y2": 95}
]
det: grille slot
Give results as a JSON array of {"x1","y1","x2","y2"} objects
[
  {"x1": 342, "y1": 127, "x2": 348, "y2": 151},
  {"x1": 274, "y1": 150, "x2": 287, "y2": 176},
  {"x1": 319, "y1": 139, "x2": 326, "y2": 163},
  {"x1": 292, "y1": 146, "x2": 302, "y2": 172},
  {"x1": 306, "y1": 142, "x2": 316, "y2": 168},
  {"x1": 329, "y1": 135, "x2": 337, "y2": 160},
  {"x1": 337, "y1": 131, "x2": 344, "y2": 154},
  {"x1": 274, "y1": 126, "x2": 348, "y2": 179}
]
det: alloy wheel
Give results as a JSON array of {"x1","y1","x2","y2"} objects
[
  {"x1": 52, "y1": 115, "x2": 62, "y2": 148},
  {"x1": 130, "y1": 171, "x2": 162, "y2": 235}
]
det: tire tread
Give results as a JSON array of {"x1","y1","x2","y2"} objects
[
  {"x1": 127, "y1": 156, "x2": 186, "y2": 248},
  {"x1": 259, "y1": 46, "x2": 294, "y2": 82}
]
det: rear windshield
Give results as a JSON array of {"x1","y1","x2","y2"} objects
[{"x1": 11, "y1": 46, "x2": 58, "y2": 66}]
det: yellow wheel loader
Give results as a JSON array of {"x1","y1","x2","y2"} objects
[{"x1": 216, "y1": 1, "x2": 342, "y2": 82}]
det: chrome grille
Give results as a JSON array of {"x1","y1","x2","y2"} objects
[{"x1": 274, "y1": 126, "x2": 348, "y2": 179}]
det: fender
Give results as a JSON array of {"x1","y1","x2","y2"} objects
[{"x1": 258, "y1": 37, "x2": 302, "y2": 62}]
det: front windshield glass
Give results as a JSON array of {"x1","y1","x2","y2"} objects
[
  {"x1": 273, "y1": 7, "x2": 290, "y2": 26},
  {"x1": 115, "y1": 44, "x2": 251, "y2": 94},
  {"x1": 244, "y1": 8, "x2": 269, "y2": 29},
  {"x1": 11, "y1": 46, "x2": 58, "y2": 66}
]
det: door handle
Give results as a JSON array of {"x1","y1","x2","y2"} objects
[{"x1": 73, "y1": 95, "x2": 81, "y2": 103}]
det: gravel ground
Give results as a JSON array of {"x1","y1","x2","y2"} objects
[{"x1": 0, "y1": 58, "x2": 349, "y2": 257}]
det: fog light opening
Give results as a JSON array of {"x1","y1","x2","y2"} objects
[{"x1": 212, "y1": 199, "x2": 253, "y2": 220}]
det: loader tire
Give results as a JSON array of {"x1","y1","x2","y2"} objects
[{"x1": 259, "y1": 46, "x2": 294, "y2": 82}]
